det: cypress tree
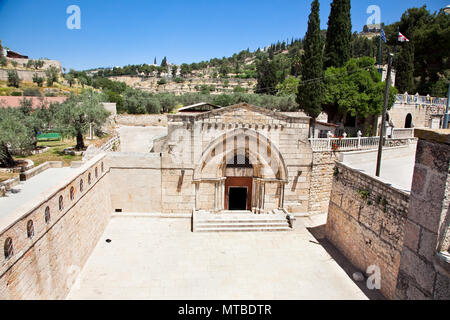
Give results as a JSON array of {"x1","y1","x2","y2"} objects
[
  {"x1": 324, "y1": 0, "x2": 352, "y2": 69},
  {"x1": 297, "y1": 0, "x2": 324, "y2": 119},
  {"x1": 395, "y1": 41, "x2": 415, "y2": 93},
  {"x1": 154, "y1": 57, "x2": 157, "y2": 65},
  {"x1": 256, "y1": 57, "x2": 277, "y2": 95}
]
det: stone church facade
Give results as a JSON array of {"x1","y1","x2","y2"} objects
[{"x1": 152, "y1": 103, "x2": 314, "y2": 214}]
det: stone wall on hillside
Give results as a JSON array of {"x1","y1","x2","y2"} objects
[
  {"x1": 326, "y1": 161, "x2": 410, "y2": 299},
  {"x1": 395, "y1": 129, "x2": 450, "y2": 300},
  {"x1": 0, "y1": 155, "x2": 111, "y2": 299},
  {"x1": 0, "y1": 69, "x2": 46, "y2": 82},
  {"x1": 116, "y1": 114, "x2": 168, "y2": 127},
  {"x1": 109, "y1": 76, "x2": 257, "y2": 95}
]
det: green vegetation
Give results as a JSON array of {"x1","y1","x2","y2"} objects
[
  {"x1": 322, "y1": 57, "x2": 397, "y2": 133},
  {"x1": 56, "y1": 90, "x2": 110, "y2": 150},
  {"x1": 297, "y1": 0, "x2": 324, "y2": 119},
  {"x1": 7, "y1": 70, "x2": 21, "y2": 88},
  {"x1": 324, "y1": 0, "x2": 352, "y2": 69},
  {"x1": 0, "y1": 91, "x2": 110, "y2": 167},
  {"x1": 45, "y1": 66, "x2": 59, "y2": 86}
]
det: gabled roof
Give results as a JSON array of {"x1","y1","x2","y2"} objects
[
  {"x1": 177, "y1": 102, "x2": 221, "y2": 113},
  {"x1": 169, "y1": 102, "x2": 310, "y2": 123}
]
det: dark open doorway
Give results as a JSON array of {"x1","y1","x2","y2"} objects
[{"x1": 228, "y1": 187, "x2": 248, "y2": 211}]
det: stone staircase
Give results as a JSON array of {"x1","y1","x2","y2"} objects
[{"x1": 193, "y1": 210, "x2": 293, "y2": 233}]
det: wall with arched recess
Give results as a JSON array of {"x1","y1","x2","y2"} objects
[
  {"x1": 193, "y1": 128, "x2": 288, "y2": 182},
  {"x1": 193, "y1": 128, "x2": 289, "y2": 213},
  {"x1": 0, "y1": 154, "x2": 112, "y2": 299}
]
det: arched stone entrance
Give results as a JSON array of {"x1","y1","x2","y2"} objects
[{"x1": 193, "y1": 128, "x2": 288, "y2": 214}]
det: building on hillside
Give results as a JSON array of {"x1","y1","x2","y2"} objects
[{"x1": 6, "y1": 50, "x2": 28, "y2": 59}]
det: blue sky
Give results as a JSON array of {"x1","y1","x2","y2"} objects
[{"x1": 0, "y1": 0, "x2": 446, "y2": 70}]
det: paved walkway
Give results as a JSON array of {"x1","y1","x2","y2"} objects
[
  {"x1": 68, "y1": 216, "x2": 370, "y2": 300},
  {"x1": 348, "y1": 156, "x2": 415, "y2": 192},
  {"x1": 0, "y1": 168, "x2": 75, "y2": 224},
  {"x1": 118, "y1": 126, "x2": 167, "y2": 153}
]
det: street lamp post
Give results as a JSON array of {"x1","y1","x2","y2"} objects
[
  {"x1": 376, "y1": 53, "x2": 394, "y2": 177},
  {"x1": 444, "y1": 5, "x2": 450, "y2": 128}
]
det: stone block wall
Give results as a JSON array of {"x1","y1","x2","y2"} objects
[
  {"x1": 116, "y1": 114, "x2": 168, "y2": 127},
  {"x1": 395, "y1": 129, "x2": 450, "y2": 300},
  {"x1": 308, "y1": 152, "x2": 338, "y2": 214},
  {"x1": 0, "y1": 155, "x2": 111, "y2": 299},
  {"x1": 326, "y1": 162, "x2": 410, "y2": 299}
]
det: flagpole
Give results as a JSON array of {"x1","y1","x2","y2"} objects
[
  {"x1": 392, "y1": 27, "x2": 400, "y2": 67},
  {"x1": 378, "y1": 30, "x2": 383, "y2": 66}
]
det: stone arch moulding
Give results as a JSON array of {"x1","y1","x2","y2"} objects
[{"x1": 193, "y1": 128, "x2": 288, "y2": 183}]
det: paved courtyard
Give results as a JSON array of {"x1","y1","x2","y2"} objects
[
  {"x1": 347, "y1": 156, "x2": 415, "y2": 192},
  {"x1": 67, "y1": 215, "x2": 373, "y2": 300},
  {"x1": 117, "y1": 126, "x2": 167, "y2": 153}
]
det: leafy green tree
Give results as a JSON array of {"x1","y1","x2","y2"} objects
[
  {"x1": 45, "y1": 66, "x2": 59, "y2": 86},
  {"x1": 56, "y1": 91, "x2": 110, "y2": 150},
  {"x1": 276, "y1": 76, "x2": 300, "y2": 96},
  {"x1": 161, "y1": 56, "x2": 168, "y2": 67},
  {"x1": 7, "y1": 70, "x2": 20, "y2": 88},
  {"x1": 256, "y1": 57, "x2": 277, "y2": 95},
  {"x1": 396, "y1": 42, "x2": 415, "y2": 93},
  {"x1": 324, "y1": 0, "x2": 352, "y2": 69},
  {"x1": 322, "y1": 57, "x2": 397, "y2": 132},
  {"x1": 297, "y1": 0, "x2": 324, "y2": 119},
  {"x1": 180, "y1": 64, "x2": 191, "y2": 77},
  {"x1": 0, "y1": 56, "x2": 6, "y2": 67},
  {"x1": 64, "y1": 73, "x2": 75, "y2": 87},
  {"x1": 171, "y1": 65, "x2": 178, "y2": 78},
  {"x1": 0, "y1": 39, "x2": 3, "y2": 58},
  {"x1": 0, "y1": 108, "x2": 34, "y2": 167},
  {"x1": 32, "y1": 73, "x2": 44, "y2": 87}
]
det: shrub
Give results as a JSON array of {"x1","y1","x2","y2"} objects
[
  {"x1": 23, "y1": 88, "x2": 42, "y2": 97},
  {"x1": 0, "y1": 56, "x2": 7, "y2": 67},
  {"x1": 157, "y1": 78, "x2": 167, "y2": 85},
  {"x1": 7, "y1": 70, "x2": 20, "y2": 88},
  {"x1": 11, "y1": 91, "x2": 22, "y2": 96}
]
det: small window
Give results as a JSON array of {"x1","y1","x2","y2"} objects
[
  {"x1": 27, "y1": 220, "x2": 34, "y2": 239},
  {"x1": 80, "y1": 179, "x2": 84, "y2": 192},
  {"x1": 101, "y1": 162, "x2": 104, "y2": 172},
  {"x1": 45, "y1": 206, "x2": 51, "y2": 224},
  {"x1": 4, "y1": 237, "x2": 13, "y2": 260},
  {"x1": 88, "y1": 173, "x2": 92, "y2": 185},
  {"x1": 70, "y1": 187, "x2": 75, "y2": 201},
  {"x1": 59, "y1": 196, "x2": 64, "y2": 211},
  {"x1": 95, "y1": 167, "x2": 98, "y2": 178}
]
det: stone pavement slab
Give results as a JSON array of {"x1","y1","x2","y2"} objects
[{"x1": 68, "y1": 216, "x2": 370, "y2": 300}]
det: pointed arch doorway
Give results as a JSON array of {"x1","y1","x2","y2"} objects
[{"x1": 224, "y1": 154, "x2": 253, "y2": 211}]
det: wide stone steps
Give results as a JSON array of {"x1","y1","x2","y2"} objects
[{"x1": 193, "y1": 212, "x2": 292, "y2": 233}]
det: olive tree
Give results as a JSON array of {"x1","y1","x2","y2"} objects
[
  {"x1": 56, "y1": 90, "x2": 110, "y2": 150},
  {"x1": 0, "y1": 108, "x2": 34, "y2": 167}
]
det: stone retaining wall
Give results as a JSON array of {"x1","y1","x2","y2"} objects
[
  {"x1": 116, "y1": 114, "x2": 168, "y2": 127},
  {"x1": 0, "y1": 155, "x2": 112, "y2": 299},
  {"x1": 326, "y1": 161, "x2": 410, "y2": 299},
  {"x1": 395, "y1": 129, "x2": 450, "y2": 300}
]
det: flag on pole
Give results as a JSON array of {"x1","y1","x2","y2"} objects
[
  {"x1": 380, "y1": 29, "x2": 387, "y2": 43},
  {"x1": 398, "y1": 32, "x2": 409, "y2": 42}
]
